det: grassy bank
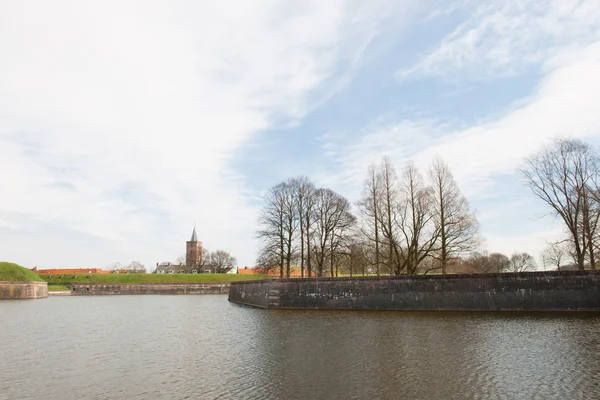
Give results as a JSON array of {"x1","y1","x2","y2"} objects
[
  {"x1": 40, "y1": 273, "x2": 268, "y2": 285},
  {"x1": 48, "y1": 285, "x2": 70, "y2": 291},
  {"x1": 0, "y1": 262, "x2": 44, "y2": 282}
]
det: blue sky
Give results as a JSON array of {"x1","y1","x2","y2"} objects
[{"x1": 2, "y1": 0, "x2": 600, "y2": 271}]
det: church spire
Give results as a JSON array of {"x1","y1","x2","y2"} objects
[{"x1": 190, "y1": 226, "x2": 198, "y2": 242}]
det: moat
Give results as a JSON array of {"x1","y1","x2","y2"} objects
[{"x1": 2, "y1": 295, "x2": 599, "y2": 399}]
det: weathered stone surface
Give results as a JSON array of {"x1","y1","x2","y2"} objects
[
  {"x1": 229, "y1": 271, "x2": 600, "y2": 311},
  {"x1": 0, "y1": 281, "x2": 48, "y2": 299},
  {"x1": 48, "y1": 290, "x2": 72, "y2": 296},
  {"x1": 71, "y1": 283, "x2": 229, "y2": 295}
]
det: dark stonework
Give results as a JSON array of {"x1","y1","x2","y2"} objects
[
  {"x1": 228, "y1": 271, "x2": 600, "y2": 311},
  {"x1": 71, "y1": 283, "x2": 229, "y2": 295}
]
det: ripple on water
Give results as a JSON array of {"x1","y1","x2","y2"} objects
[{"x1": 1, "y1": 298, "x2": 599, "y2": 400}]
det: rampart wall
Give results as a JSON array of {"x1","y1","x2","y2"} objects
[
  {"x1": 0, "y1": 281, "x2": 48, "y2": 299},
  {"x1": 228, "y1": 271, "x2": 600, "y2": 311},
  {"x1": 71, "y1": 283, "x2": 229, "y2": 295}
]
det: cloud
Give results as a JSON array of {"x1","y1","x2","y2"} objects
[
  {"x1": 317, "y1": 39, "x2": 600, "y2": 264},
  {"x1": 0, "y1": 0, "x2": 399, "y2": 269},
  {"x1": 323, "y1": 40, "x2": 600, "y2": 197},
  {"x1": 398, "y1": 0, "x2": 600, "y2": 81}
]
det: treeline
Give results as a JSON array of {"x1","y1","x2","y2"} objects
[
  {"x1": 256, "y1": 137, "x2": 600, "y2": 277},
  {"x1": 256, "y1": 156, "x2": 481, "y2": 277}
]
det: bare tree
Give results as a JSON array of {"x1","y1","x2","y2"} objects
[
  {"x1": 542, "y1": 242, "x2": 568, "y2": 271},
  {"x1": 357, "y1": 164, "x2": 382, "y2": 276},
  {"x1": 429, "y1": 156, "x2": 480, "y2": 275},
  {"x1": 257, "y1": 181, "x2": 299, "y2": 278},
  {"x1": 378, "y1": 157, "x2": 399, "y2": 275},
  {"x1": 522, "y1": 138, "x2": 599, "y2": 270},
  {"x1": 207, "y1": 250, "x2": 236, "y2": 273},
  {"x1": 107, "y1": 262, "x2": 123, "y2": 273},
  {"x1": 291, "y1": 177, "x2": 315, "y2": 278},
  {"x1": 199, "y1": 247, "x2": 210, "y2": 272},
  {"x1": 396, "y1": 162, "x2": 439, "y2": 275},
  {"x1": 488, "y1": 253, "x2": 511, "y2": 273},
  {"x1": 255, "y1": 249, "x2": 279, "y2": 275},
  {"x1": 507, "y1": 252, "x2": 537, "y2": 272},
  {"x1": 127, "y1": 261, "x2": 146, "y2": 274},
  {"x1": 345, "y1": 237, "x2": 369, "y2": 277},
  {"x1": 311, "y1": 188, "x2": 356, "y2": 277},
  {"x1": 462, "y1": 252, "x2": 509, "y2": 274}
]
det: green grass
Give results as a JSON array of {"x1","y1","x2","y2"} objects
[
  {"x1": 40, "y1": 273, "x2": 268, "y2": 285},
  {"x1": 48, "y1": 285, "x2": 70, "y2": 291},
  {"x1": 0, "y1": 262, "x2": 44, "y2": 282}
]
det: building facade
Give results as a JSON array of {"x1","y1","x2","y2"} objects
[{"x1": 186, "y1": 226, "x2": 203, "y2": 272}]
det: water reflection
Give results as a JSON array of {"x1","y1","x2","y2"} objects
[{"x1": 1, "y1": 297, "x2": 599, "y2": 399}]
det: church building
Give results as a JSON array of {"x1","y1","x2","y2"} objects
[
  {"x1": 155, "y1": 227, "x2": 203, "y2": 274},
  {"x1": 186, "y1": 226, "x2": 203, "y2": 270}
]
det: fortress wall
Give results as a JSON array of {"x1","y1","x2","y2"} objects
[
  {"x1": 229, "y1": 271, "x2": 600, "y2": 311},
  {"x1": 0, "y1": 281, "x2": 48, "y2": 299},
  {"x1": 70, "y1": 283, "x2": 229, "y2": 295}
]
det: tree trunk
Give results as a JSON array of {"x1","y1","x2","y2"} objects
[{"x1": 306, "y1": 211, "x2": 312, "y2": 278}]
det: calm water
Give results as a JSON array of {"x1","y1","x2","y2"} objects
[{"x1": 1, "y1": 295, "x2": 599, "y2": 400}]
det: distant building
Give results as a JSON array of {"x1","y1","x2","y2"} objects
[
  {"x1": 154, "y1": 262, "x2": 186, "y2": 274},
  {"x1": 153, "y1": 226, "x2": 204, "y2": 274},
  {"x1": 186, "y1": 226, "x2": 203, "y2": 271}
]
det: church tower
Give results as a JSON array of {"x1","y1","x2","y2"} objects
[{"x1": 186, "y1": 226, "x2": 203, "y2": 271}]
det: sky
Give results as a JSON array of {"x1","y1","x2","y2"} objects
[{"x1": 2, "y1": 0, "x2": 600, "y2": 272}]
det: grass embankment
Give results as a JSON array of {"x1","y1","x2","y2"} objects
[
  {"x1": 0, "y1": 262, "x2": 44, "y2": 282},
  {"x1": 40, "y1": 273, "x2": 268, "y2": 286},
  {"x1": 48, "y1": 285, "x2": 70, "y2": 291}
]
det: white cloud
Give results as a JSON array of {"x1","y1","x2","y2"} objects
[
  {"x1": 0, "y1": 0, "x2": 403, "y2": 269},
  {"x1": 398, "y1": 0, "x2": 600, "y2": 81},
  {"x1": 324, "y1": 40, "x2": 600, "y2": 196}
]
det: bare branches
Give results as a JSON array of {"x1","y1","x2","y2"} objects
[
  {"x1": 357, "y1": 164, "x2": 382, "y2": 276},
  {"x1": 395, "y1": 161, "x2": 438, "y2": 275},
  {"x1": 256, "y1": 178, "x2": 356, "y2": 278},
  {"x1": 311, "y1": 188, "x2": 356, "y2": 277},
  {"x1": 521, "y1": 138, "x2": 600, "y2": 270},
  {"x1": 542, "y1": 242, "x2": 568, "y2": 271},
  {"x1": 257, "y1": 180, "x2": 299, "y2": 277},
  {"x1": 206, "y1": 250, "x2": 236, "y2": 274},
  {"x1": 429, "y1": 156, "x2": 480, "y2": 275},
  {"x1": 507, "y1": 252, "x2": 537, "y2": 272}
]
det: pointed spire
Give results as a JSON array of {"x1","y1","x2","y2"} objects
[{"x1": 190, "y1": 225, "x2": 198, "y2": 242}]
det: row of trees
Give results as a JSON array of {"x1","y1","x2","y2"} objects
[
  {"x1": 176, "y1": 248, "x2": 237, "y2": 274},
  {"x1": 256, "y1": 156, "x2": 482, "y2": 277},
  {"x1": 522, "y1": 138, "x2": 600, "y2": 271},
  {"x1": 257, "y1": 177, "x2": 355, "y2": 278},
  {"x1": 256, "y1": 137, "x2": 600, "y2": 277},
  {"x1": 461, "y1": 252, "x2": 537, "y2": 273},
  {"x1": 358, "y1": 156, "x2": 479, "y2": 276}
]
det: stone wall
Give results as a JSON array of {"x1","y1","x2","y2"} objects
[
  {"x1": 0, "y1": 281, "x2": 48, "y2": 299},
  {"x1": 71, "y1": 283, "x2": 229, "y2": 295},
  {"x1": 228, "y1": 271, "x2": 600, "y2": 311}
]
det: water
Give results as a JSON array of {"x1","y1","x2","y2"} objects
[{"x1": 1, "y1": 295, "x2": 599, "y2": 400}]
